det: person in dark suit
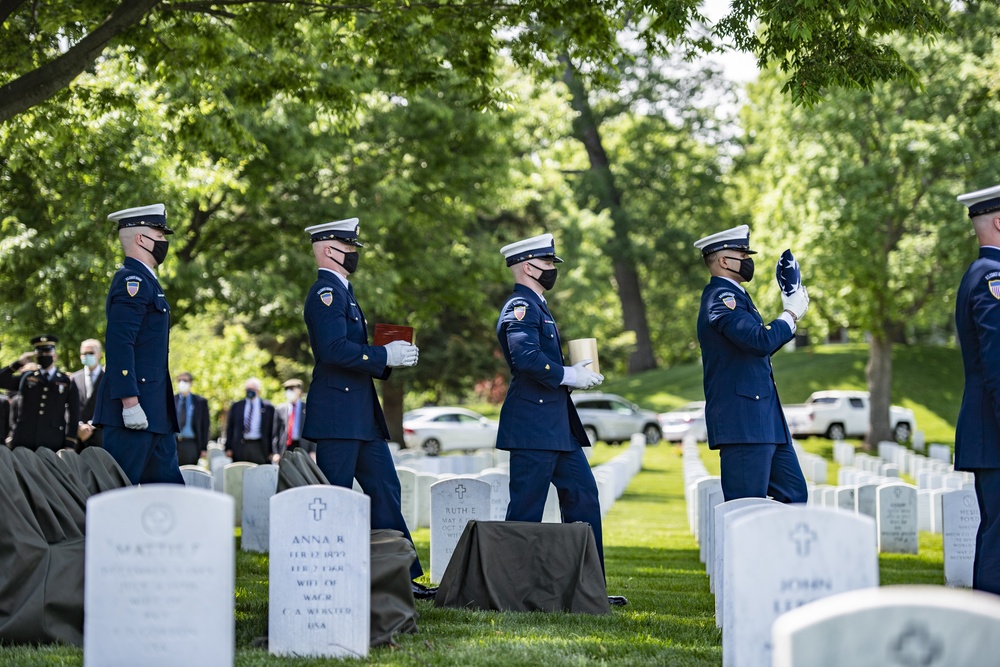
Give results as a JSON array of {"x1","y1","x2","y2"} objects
[
  {"x1": 694, "y1": 224, "x2": 809, "y2": 504},
  {"x1": 495, "y1": 233, "x2": 624, "y2": 604},
  {"x1": 272, "y1": 378, "x2": 313, "y2": 460},
  {"x1": 0, "y1": 335, "x2": 80, "y2": 451},
  {"x1": 72, "y1": 338, "x2": 104, "y2": 450},
  {"x1": 954, "y1": 184, "x2": 1000, "y2": 595},
  {"x1": 300, "y1": 217, "x2": 429, "y2": 595},
  {"x1": 92, "y1": 203, "x2": 183, "y2": 485},
  {"x1": 225, "y1": 377, "x2": 274, "y2": 464},
  {"x1": 174, "y1": 371, "x2": 210, "y2": 466}
]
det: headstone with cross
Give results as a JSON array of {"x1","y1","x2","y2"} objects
[
  {"x1": 477, "y1": 471, "x2": 511, "y2": 522},
  {"x1": 429, "y1": 478, "x2": 491, "y2": 583},
  {"x1": 723, "y1": 507, "x2": 878, "y2": 667},
  {"x1": 84, "y1": 486, "x2": 234, "y2": 667},
  {"x1": 268, "y1": 486, "x2": 370, "y2": 658},
  {"x1": 771, "y1": 585, "x2": 1000, "y2": 667},
  {"x1": 876, "y1": 483, "x2": 918, "y2": 554}
]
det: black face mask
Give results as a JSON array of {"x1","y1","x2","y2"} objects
[
  {"x1": 331, "y1": 248, "x2": 359, "y2": 274},
  {"x1": 527, "y1": 263, "x2": 558, "y2": 291},
  {"x1": 36, "y1": 354, "x2": 54, "y2": 369},
  {"x1": 724, "y1": 256, "x2": 754, "y2": 282},
  {"x1": 246, "y1": 390, "x2": 257, "y2": 399},
  {"x1": 142, "y1": 234, "x2": 170, "y2": 265}
]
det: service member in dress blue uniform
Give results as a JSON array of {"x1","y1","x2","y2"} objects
[
  {"x1": 300, "y1": 218, "x2": 432, "y2": 596},
  {"x1": 93, "y1": 203, "x2": 184, "y2": 485},
  {"x1": 954, "y1": 184, "x2": 1000, "y2": 595},
  {"x1": 495, "y1": 234, "x2": 627, "y2": 605},
  {"x1": 0, "y1": 335, "x2": 80, "y2": 451},
  {"x1": 695, "y1": 225, "x2": 809, "y2": 503}
]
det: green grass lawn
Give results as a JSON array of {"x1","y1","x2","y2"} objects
[{"x1": 0, "y1": 442, "x2": 949, "y2": 667}]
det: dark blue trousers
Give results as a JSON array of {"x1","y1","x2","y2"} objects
[
  {"x1": 718, "y1": 442, "x2": 807, "y2": 504},
  {"x1": 505, "y1": 448, "x2": 605, "y2": 574},
  {"x1": 316, "y1": 437, "x2": 423, "y2": 580},
  {"x1": 102, "y1": 426, "x2": 184, "y2": 485},
  {"x1": 973, "y1": 468, "x2": 1000, "y2": 595}
]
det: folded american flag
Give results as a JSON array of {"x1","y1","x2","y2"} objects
[{"x1": 776, "y1": 249, "x2": 801, "y2": 296}]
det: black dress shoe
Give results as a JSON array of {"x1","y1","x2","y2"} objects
[
  {"x1": 608, "y1": 595, "x2": 628, "y2": 607},
  {"x1": 411, "y1": 581, "x2": 438, "y2": 600}
]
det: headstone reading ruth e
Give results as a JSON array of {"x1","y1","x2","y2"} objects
[
  {"x1": 269, "y1": 486, "x2": 370, "y2": 659},
  {"x1": 430, "y1": 478, "x2": 491, "y2": 583},
  {"x1": 84, "y1": 486, "x2": 234, "y2": 667}
]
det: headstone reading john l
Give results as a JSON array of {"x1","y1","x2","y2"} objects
[
  {"x1": 268, "y1": 486, "x2": 370, "y2": 659},
  {"x1": 430, "y1": 478, "x2": 491, "y2": 583},
  {"x1": 241, "y1": 464, "x2": 279, "y2": 553},
  {"x1": 84, "y1": 487, "x2": 234, "y2": 667}
]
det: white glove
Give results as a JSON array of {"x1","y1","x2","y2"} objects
[
  {"x1": 564, "y1": 359, "x2": 604, "y2": 390},
  {"x1": 384, "y1": 340, "x2": 419, "y2": 368},
  {"x1": 122, "y1": 403, "x2": 148, "y2": 430},
  {"x1": 781, "y1": 285, "x2": 809, "y2": 320}
]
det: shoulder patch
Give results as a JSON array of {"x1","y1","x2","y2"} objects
[
  {"x1": 126, "y1": 279, "x2": 140, "y2": 297},
  {"x1": 718, "y1": 291, "x2": 737, "y2": 310},
  {"x1": 987, "y1": 276, "x2": 1000, "y2": 300},
  {"x1": 502, "y1": 297, "x2": 532, "y2": 322},
  {"x1": 318, "y1": 286, "x2": 334, "y2": 306}
]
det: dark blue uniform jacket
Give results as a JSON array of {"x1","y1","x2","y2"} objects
[{"x1": 697, "y1": 276, "x2": 794, "y2": 448}]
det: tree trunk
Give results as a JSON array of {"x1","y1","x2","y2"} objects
[
  {"x1": 381, "y1": 374, "x2": 405, "y2": 446},
  {"x1": 560, "y1": 55, "x2": 657, "y2": 374},
  {"x1": 865, "y1": 332, "x2": 894, "y2": 448}
]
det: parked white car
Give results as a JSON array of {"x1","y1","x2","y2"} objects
[
  {"x1": 571, "y1": 392, "x2": 663, "y2": 445},
  {"x1": 782, "y1": 390, "x2": 915, "y2": 442},
  {"x1": 658, "y1": 401, "x2": 708, "y2": 443},
  {"x1": 402, "y1": 407, "x2": 498, "y2": 456}
]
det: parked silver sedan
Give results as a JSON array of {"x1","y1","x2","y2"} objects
[
  {"x1": 658, "y1": 401, "x2": 707, "y2": 443},
  {"x1": 571, "y1": 392, "x2": 663, "y2": 445},
  {"x1": 402, "y1": 407, "x2": 498, "y2": 456}
]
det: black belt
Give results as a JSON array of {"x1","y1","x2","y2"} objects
[{"x1": 243, "y1": 438, "x2": 263, "y2": 443}]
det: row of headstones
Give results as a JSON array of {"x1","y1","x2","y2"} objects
[
  {"x1": 84, "y1": 484, "x2": 380, "y2": 665},
  {"x1": 683, "y1": 441, "x2": 997, "y2": 667},
  {"x1": 833, "y1": 438, "x2": 957, "y2": 476},
  {"x1": 392, "y1": 448, "x2": 503, "y2": 475}
]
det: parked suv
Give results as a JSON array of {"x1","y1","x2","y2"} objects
[{"x1": 571, "y1": 392, "x2": 663, "y2": 445}]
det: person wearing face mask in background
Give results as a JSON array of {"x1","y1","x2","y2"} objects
[
  {"x1": 694, "y1": 224, "x2": 809, "y2": 503},
  {"x1": 225, "y1": 377, "x2": 275, "y2": 464},
  {"x1": 495, "y1": 233, "x2": 627, "y2": 606},
  {"x1": 174, "y1": 371, "x2": 210, "y2": 465},
  {"x1": 72, "y1": 338, "x2": 104, "y2": 450},
  {"x1": 272, "y1": 378, "x2": 313, "y2": 462},
  {"x1": 93, "y1": 203, "x2": 184, "y2": 484},
  {"x1": 0, "y1": 335, "x2": 79, "y2": 451},
  {"x1": 301, "y1": 218, "x2": 430, "y2": 598}
]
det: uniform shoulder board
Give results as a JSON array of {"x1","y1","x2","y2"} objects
[{"x1": 985, "y1": 271, "x2": 1000, "y2": 299}]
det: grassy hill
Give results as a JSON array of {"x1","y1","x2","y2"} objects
[{"x1": 601, "y1": 344, "x2": 964, "y2": 445}]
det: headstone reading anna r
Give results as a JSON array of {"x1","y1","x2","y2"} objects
[
  {"x1": 241, "y1": 464, "x2": 279, "y2": 553},
  {"x1": 876, "y1": 483, "x2": 918, "y2": 554},
  {"x1": 723, "y1": 507, "x2": 878, "y2": 667},
  {"x1": 269, "y1": 486, "x2": 370, "y2": 659},
  {"x1": 942, "y1": 489, "x2": 981, "y2": 588},
  {"x1": 771, "y1": 585, "x2": 1000, "y2": 667},
  {"x1": 84, "y1": 486, "x2": 234, "y2": 667},
  {"x1": 430, "y1": 478, "x2": 490, "y2": 583}
]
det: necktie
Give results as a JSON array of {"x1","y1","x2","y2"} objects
[
  {"x1": 244, "y1": 400, "x2": 253, "y2": 435},
  {"x1": 178, "y1": 395, "x2": 187, "y2": 430},
  {"x1": 287, "y1": 402, "x2": 295, "y2": 447},
  {"x1": 347, "y1": 282, "x2": 355, "y2": 298}
]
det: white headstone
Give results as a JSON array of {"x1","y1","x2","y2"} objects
[
  {"x1": 714, "y1": 499, "x2": 784, "y2": 627},
  {"x1": 835, "y1": 486, "x2": 856, "y2": 512},
  {"x1": 542, "y1": 483, "x2": 561, "y2": 523},
  {"x1": 210, "y1": 454, "x2": 232, "y2": 491},
  {"x1": 705, "y1": 488, "x2": 725, "y2": 577},
  {"x1": 268, "y1": 486, "x2": 370, "y2": 658},
  {"x1": 478, "y1": 471, "x2": 511, "y2": 522},
  {"x1": 723, "y1": 507, "x2": 878, "y2": 667},
  {"x1": 876, "y1": 483, "x2": 918, "y2": 554},
  {"x1": 694, "y1": 476, "x2": 721, "y2": 542},
  {"x1": 772, "y1": 585, "x2": 1000, "y2": 667},
  {"x1": 930, "y1": 488, "x2": 946, "y2": 534},
  {"x1": 698, "y1": 477, "x2": 724, "y2": 563},
  {"x1": 223, "y1": 461, "x2": 256, "y2": 527},
  {"x1": 943, "y1": 490, "x2": 981, "y2": 588},
  {"x1": 929, "y1": 443, "x2": 952, "y2": 463},
  {"x1": 181, "y1": 467, "x2": 213, "y2": 490},
  {"x1": 430, "y1": 478, "x2": 491, "y2": 583},
  {"x1": 416, "y1": 473, "x2": 436, "y2": 528},
  {"x1": 395, "y1": 467, "x2": 418, "y2": 532},
  {"x1": 854, "y1": 483, "x2": 878, "y2": 519},
  {"x1": 84, "y1": 487, "x2": 234, "y2": 667},
  {"x1": 917, "y1": 489, "x2": 933, "y2": 532},
  {"x1": 241, "y1": 464, "x2": 279, "y2": 553}
]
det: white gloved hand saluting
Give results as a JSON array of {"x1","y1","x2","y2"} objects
[
  {"x1": 384, "y1": 340, "x2": 419, "y2": 368},
  {"x1": 122, "y1": 403, "x2": 149, "y2": 430},
  {"x1": 563, "y1": 359, "x2": 604, "y2": 390},
  {"x1": 782, "y1": 285, "x2": 810, "y2": 320}
]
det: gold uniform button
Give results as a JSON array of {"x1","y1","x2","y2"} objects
[
  {"x1": 123, "y1": 370, "x2": 128, "y2": 376},
  {"x1": 755, "y1": 395, "x2": 760, "y2": 400},
  {"x1": 538, "y1": 399, "x2": 543, "y2": 403},
  {"x1": 544, "y1": 364, "x2": 550, "y2": 370},
  {"x1": 345, "y1": 387, "x2": 350, "y2": 392},
  {"x1": 363, "y1": 354, "x2": 369, "y2": 361}
]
